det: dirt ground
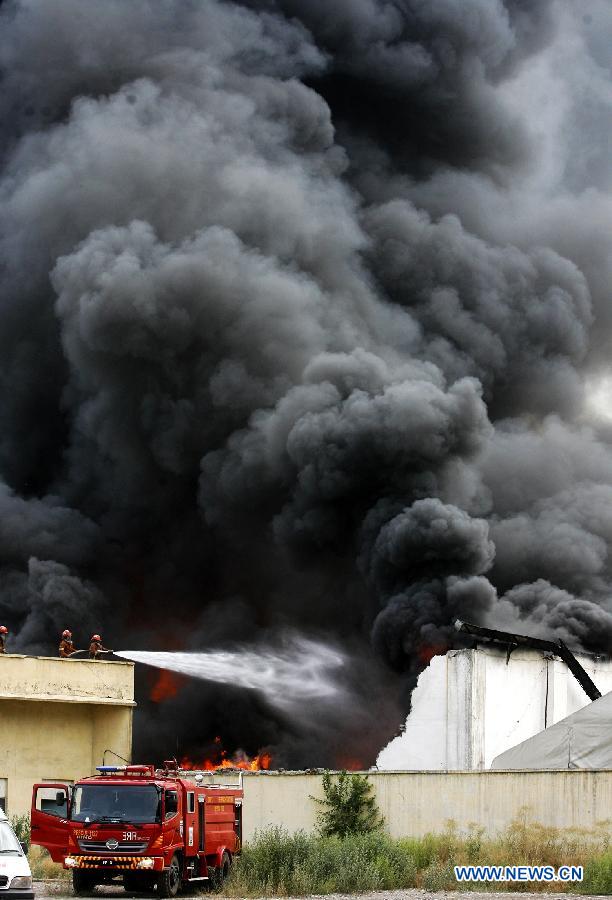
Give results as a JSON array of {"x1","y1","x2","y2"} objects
[{"x1": 31, "y1": 884, "x2": 601, "y2": 900}]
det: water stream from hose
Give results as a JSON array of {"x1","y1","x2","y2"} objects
[{"x1": 115, "y1": 637, "x2": 347, "y2": 715}]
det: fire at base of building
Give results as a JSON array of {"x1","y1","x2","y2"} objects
[
  {"x1": 376, "y1": 643, "x2": 612, "y2": 771},
  {"x1": 0, "y1": 654, "x2": 134, "y2": 817}
]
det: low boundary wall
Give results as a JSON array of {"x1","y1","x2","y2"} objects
[{"x1": 240, "y1": 770, "x2": 612, "y2": 841}]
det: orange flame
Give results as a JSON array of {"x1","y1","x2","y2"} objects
[
  {"x1": 335, "y1": 755, "x2": 365, "y2": 771},
  {"x1": 180, "y1": 743, "x2": 272, "y2": 772},
  {"x1": 417, "y1": 644, "x2": 448, "y2": 665},
  {"x1": 150, "y1": 670, "x2": 186, "y2": 703}
]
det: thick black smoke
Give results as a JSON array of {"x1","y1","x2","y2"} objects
[{"x1": 2, "y1": 0, "x2": 612, "y2": 767}]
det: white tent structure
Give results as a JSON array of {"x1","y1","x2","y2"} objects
[{"x1": 491, "y1": 690, "x2": 612, "y2": 769}]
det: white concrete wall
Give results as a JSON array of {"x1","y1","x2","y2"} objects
[
  {"x1": 240, "y1": 770, "x2": 612, "y2": 842},
  {"x1": 377, "y1": 647, "x2": 612, "y2": 770}
]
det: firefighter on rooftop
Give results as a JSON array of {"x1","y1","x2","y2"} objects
[
  {"x1": 89, "y1": 634, "x2": 112, "y2": 659},
  {"x1": 59, "y1": 629, "x2": 77, "y2": 658},
  {"x1": 0, "y1": 625, "x2": 7, "y2": 654}
]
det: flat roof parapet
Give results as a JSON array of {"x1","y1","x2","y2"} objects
[{"x1": 0, "y1": 653, "x2": 135, "y2": 706}]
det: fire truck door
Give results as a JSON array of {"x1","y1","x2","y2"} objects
[
  {"x1": 30, "y1": 784, "x2": 70, "y2": 862},
  {"x1": 235, "y1": 800, "x2": 242, "y2": 848},
  {"x1": 198, "y1": 797, "x2": 205, "y2": 852},
  {"x1": 185, "y1": 791, "x2": 196, "y2": 853}
]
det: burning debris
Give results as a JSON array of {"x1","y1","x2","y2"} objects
[
  {"x1": 2, "y1": 0, "x2": 612, "y2": 766},
  {"x1": 180, "y1": 737, "x2": 272, "y2": 772}
]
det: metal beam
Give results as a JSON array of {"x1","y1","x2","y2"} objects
[{"x1": 454, "y1": 620, "x2": 602, "y2": 702}]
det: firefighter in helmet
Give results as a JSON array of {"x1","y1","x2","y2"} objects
[
  {"x1": 0, "y1": 625, "x2": 7, "y2": 654},
  {"x1": 59, "y1": 629, "x2": 77, "y2": 658},
  {"x1": 89, "y1": 634, "x2": 112, "y2": 659}
]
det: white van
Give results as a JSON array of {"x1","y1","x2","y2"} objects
[{"x1": 0, "y1": 809, "x2": 33, "y2": 899}]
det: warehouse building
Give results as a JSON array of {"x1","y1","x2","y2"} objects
[
  {"x1": 0, "y1": 654, "x2": 135, "y2": 817},
  {"x1": 376, "y1": 645, "x2": 612, "y2": 770}
]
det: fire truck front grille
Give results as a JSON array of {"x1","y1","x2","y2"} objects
[
  {"x1": 0, "y1": 875, "x2": 8, "y2": 887},
  {"x1": 77, "y1": 839, "x2": 149, "y2": 853}
]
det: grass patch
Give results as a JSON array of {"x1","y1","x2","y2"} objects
[
  {"x1": 28, "y1": 845, "x2": 70, "y2": 881},
  {"x1": 579, "y1": 854, "x2": 612, "y2": 895},
  {"x1": 223, "y1": 817, "x2": 612, "y2": 896},
  {"x1": 21, "y1": 815, "x2": 612, "y2": 894},
  {"x1": 224, "y1": 828, "x2": 416, "y2": 896}
]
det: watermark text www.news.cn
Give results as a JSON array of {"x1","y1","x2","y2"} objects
[{"x1": 455, "y1": 865, "x2": 583, "y2": 883}]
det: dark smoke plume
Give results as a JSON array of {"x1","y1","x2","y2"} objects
[{"x1": 2, "y1": 0, "x2": 612, "y2": 766}]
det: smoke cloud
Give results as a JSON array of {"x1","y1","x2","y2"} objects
[{"x1": 2, "y1": 0, "x2": 612, "y2": 766}]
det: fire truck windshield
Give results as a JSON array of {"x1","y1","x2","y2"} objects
[{"x1": 71, "y1": 784, "x2": 161, "y2": 824}]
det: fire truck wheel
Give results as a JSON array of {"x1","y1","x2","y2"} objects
[
  {"x1": 220, "y1": 852, "x2": 231, "y2": 882},
  {"x1": 210, "y1": 850, "x2": 232, "y2": 891},
  {"x1": 211, "y1": 851, "x2": 231, "y2": 891},
  {"x1": 72, "y1": 870, "x2": 97, "y2": 896},
  {"x1": 158, "y1": 854, "x2": 182, "y2": 898}
]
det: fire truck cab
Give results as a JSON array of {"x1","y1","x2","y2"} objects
[{"x1": 30, "y1": 762, "x2": 243, "y2": 896}]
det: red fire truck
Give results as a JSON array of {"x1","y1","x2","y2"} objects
[{"x1": 30, "y1": 762, "x2": 243, "y2": 896}]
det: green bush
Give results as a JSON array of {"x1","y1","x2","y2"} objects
[
  {"x1": 225, "y1": 828, "x2": 417, "y2": 897},
  {"x1": 221, "y1": 815, "x2": 612, "y2": 896},
  {"x1": 401, "y1": 823, "x2": 460, "y2": 867},
  {"x1": 10, "y1": 815, "x2": 30, "y2": 852},
  {"x1": 313, "y1": 771, "x2": 384, "y2": 838},
  {"x1": 421, "y1": 860, "x2": 457, "y2": 892},
  {"x1": 579, "y1": 853, "x2": 612, "y2": 895}
]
